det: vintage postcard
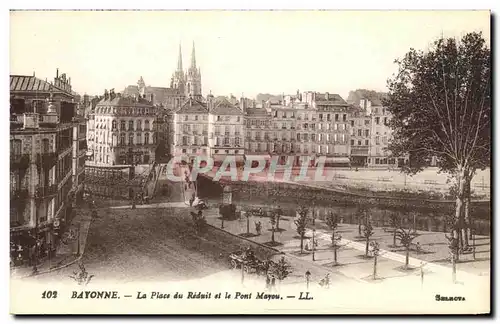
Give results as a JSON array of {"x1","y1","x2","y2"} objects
[{"x1": 9, "y1": 10, "x2": 491, "y2": 315}]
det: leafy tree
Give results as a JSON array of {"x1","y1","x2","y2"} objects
[
  {"x1": 395, "y1": 227, "x2": 420, "y2": 269},
  {"x1": 325, "y1": 211, "x2": 339, "y2": 243},
  {"x1": 385, "y1": 32, "x2": 491, "y2": 250},
  {"x1": 363, "y1": 218, "x2": 375, "y2": 257},
  {"x1": 275, "y1": 206, "x2": 283, "y2": 230},
  {"x1": 356, "y1": 205, "x2": 368, "y2": 237},
  {"x1": 269, "y1": 256, "x2": 292, "y2": 291},
  {"x1": 295, "y1": 206, "x2": 309, "y2": 253},
  {"x1": 326, "y1": 212, "x2": 343, "y2": 266},
  {"x1": 269, "y1": 211, "x2": 277, "y2": 243},
  {"x1": 389, "y1": 213, "x2": 401, "y2": 247}
]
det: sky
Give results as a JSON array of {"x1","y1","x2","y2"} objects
[{"x1": 10, "y1": 10, "x2": 490, "y2": 100}]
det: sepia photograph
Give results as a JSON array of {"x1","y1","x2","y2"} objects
[{"x1": 8, "y1": 9, "x2": 491, "y2": 315}]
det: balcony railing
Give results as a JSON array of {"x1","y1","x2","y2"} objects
[
  {"x1": 10, "y1": 154, "x2": 30, "y2": 169},
  {"x1": 35, "y1": 184, "x2": 58, "y2": 199}
]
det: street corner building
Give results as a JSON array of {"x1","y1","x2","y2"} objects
[{"x1": 10, "y1": 70, "x2": 86, "y2": 267}]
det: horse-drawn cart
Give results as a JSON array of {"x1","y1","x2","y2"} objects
[{"x1": 228, "y1": 249, "x2": 276, "y2": 276}]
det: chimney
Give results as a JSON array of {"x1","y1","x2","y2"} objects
[
  {"x1": 365, "y1": 100, "x2": 372, "y2": 116},
  {"x1": 325, "y1": 92, "x2": 329, "y2": 100},
  {"x1": 104, "y1": 89, "x2": 109, "y2": 100},
  {"x1": 56, "y1": 68, "x2": 59, "y2": 78},
  {"x1": 360, "y1": 99, "x2": 365, "y2": 109},
  {"x1": 150, "y1": 93, "x2": 154, "y2": 103}
]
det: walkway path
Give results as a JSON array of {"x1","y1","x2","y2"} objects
[{"x1": 307, "y1": 228, "x2": 482, "y2": 284}]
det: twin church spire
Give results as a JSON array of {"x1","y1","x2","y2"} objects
[{"x1": 173, "y1": 41, "x2": 201, "y2": 98}]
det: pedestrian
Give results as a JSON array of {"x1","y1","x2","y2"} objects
[
  {"x1": 266, "y1": 276, "x2": 271, "y2": 290},
  {"x1": 271, "y1": 277, "x2": 276, "y2": 291}
]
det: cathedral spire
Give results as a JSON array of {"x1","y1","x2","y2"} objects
[
  {"x1": 191, "y1": 41, "x2": 197, "y2": 68},
  {"x1": 177, "y1": 43, "x2": 183, "y2": 72}
]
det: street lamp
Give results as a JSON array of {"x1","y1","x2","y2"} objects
[{"x1": 305, "y1": 270, "x2": 311, "y2": 290}]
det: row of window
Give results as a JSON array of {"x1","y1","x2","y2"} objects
[
  {"x1": 96, "y1": 106, "x2": 154, "y2": 115},
  {"x1": 180, "y1": 115, "x2": 243, "y2": 122},
  {"x1": 245, "y1": 142, "x2": 344, "y2": 155},
  {"x1": 350, "y1": 117, "x2": 389, "y2": 126},
  {"x1": 180, "y1": 136, "x2": 243, "y2": 147},
  {"x1": 350, "y1": 136, "x2": 388, "y2": 146}
]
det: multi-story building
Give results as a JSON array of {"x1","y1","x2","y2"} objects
[
  {"x1": 172, "y1": 97, "x2": 210, "y2": 163},
  {"x1": 10, "y1": 71, "x2": 85, "y2": 266},
  {"x1": 87, "y1": 89, "x2": 157, "y2": 166},
  {"x1": 349, "y1": 98, "x2": 406, "y2": 168},
  {"x1": 266, "y1": 100, "x2": 298, "y2": 165},
  {"x1": 208, "y1": 97, "x2": 245, "y2": 165},
  {"x1": 244, "y1": 104, "x2": 272, "y2": 164},
  {"x1": 303, "y1": 91, "x2": 352, "y2": 167}
]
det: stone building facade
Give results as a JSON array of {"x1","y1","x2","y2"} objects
[
  {"x1": 10, "y1": 71, "x2": 85, "y2": 266},
  {"x1": 87, "y1": 90, "x2": 157, "y2": 166}
]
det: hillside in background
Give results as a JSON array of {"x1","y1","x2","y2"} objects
[
  {"x1": 255, "y1": 93, "x2": 282, "y2": 102},
  {"x1": 347, "y1": 89, "x2": 388, "y2": 106}
]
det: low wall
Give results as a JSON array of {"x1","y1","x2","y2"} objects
[{"x1": 204, "y1": 224, "x2": 282, "y2": 261}]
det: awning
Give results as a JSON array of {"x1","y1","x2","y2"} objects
[
  {"x1": 85, "y1": 151, "x2": 94, "y2": 157},
  {"x1": 212, "y1": 154, "x2": 245, "y2": 163}
]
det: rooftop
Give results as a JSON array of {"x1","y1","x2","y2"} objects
[
  {"x1": 211, "y1": 98, "x2": 243, "y2": 115},
  {"x1": 176, "y1": 97, "x2": 208, "y2": 114}
]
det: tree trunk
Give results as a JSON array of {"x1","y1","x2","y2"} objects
[
  {"x1": 334, "y1": 246, "x2": 338, "y2": 265},
  {"x1": 463, "y1": 176, "x2": 472, "y2": 246},
  {"x1": 373, "y1": 255, "x2": 377, "y2": 280},
  {"x1": 365, "y1": 236, "x2": 369, "y2": 256},
  {"x1": 276, "y1": 216, "x2": 280, "y2": 230},
  {"x1": 358, "y1": 222, "x2": 362, "y2": 236},
  {"x1": 300, "y1": 234, "x2": 304, "y2": 253},
  {"x1": 454, "y1": 167, "x2": 466, "y2": 252},
  {"x1": 452, "y1": 253, "x2": 457, "y2": 284},
  {"x1": 271, "y1": 228, "x2": 275, "y2": 243},
  {"x1": 405, "y1": 246, "x2": 409, "y2": 269},
  {"x1": 246, "y1": 217, "x2": 249, "y2": 234},
  {"x1": 393, "y1": 229, "x2": 397, "y2": 246}
]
